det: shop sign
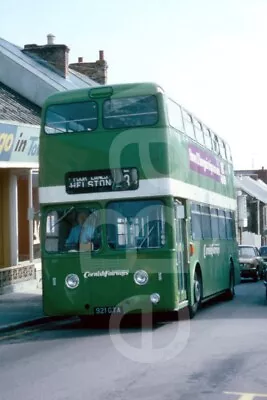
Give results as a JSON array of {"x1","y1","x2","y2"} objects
[{"x1": 0, "y1": 123, "x2": 40, "y2": 164}]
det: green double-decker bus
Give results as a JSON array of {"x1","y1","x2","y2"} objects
[{"x1": 39, "y1": 82, "x2": 239, "y2": 321}]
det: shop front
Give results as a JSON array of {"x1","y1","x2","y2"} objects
[{"x1": 0, "y1": 121, "x2": 40, "y2": 291}]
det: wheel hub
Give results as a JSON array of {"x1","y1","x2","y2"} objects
[{"x1": 194, "y1": 279, "x2": 201, "y2": 303}]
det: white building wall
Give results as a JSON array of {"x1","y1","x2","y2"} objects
[{"x1": 242, "y1": 231, "x2": 261, "y2": 247}]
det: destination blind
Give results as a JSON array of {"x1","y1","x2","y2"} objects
[{"x1": 65, "y1": 167, "x2": 139, "y2": 194}]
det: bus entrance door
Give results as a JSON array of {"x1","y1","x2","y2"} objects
[{"x1": 175, "y1": 201, "x2": 187, "y2": 303}]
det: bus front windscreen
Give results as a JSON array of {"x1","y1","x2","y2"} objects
[{"x1": 106, "y1": 199, "x2": 165, "y2": 250}]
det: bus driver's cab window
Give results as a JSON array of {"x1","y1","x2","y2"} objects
[{"x1": 45, "y1": 208, "x2": 101, "y2": 253}]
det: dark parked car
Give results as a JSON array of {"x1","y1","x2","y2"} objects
[
  {"x1": 263, "y1": 267, "x2": 267, "y2": 299},
  {"x1": 259, "y1": 246, "x2": 267, "y2": 262},
  {"x1": 238, "y1": 245, "x2": 265, "y2": 281},
  {"x1": 260, "y1": 247, "x2": 267, "y2": 299}
]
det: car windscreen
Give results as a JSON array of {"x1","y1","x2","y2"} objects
[{"x1": 238, "y1": 247, "x2": 255, "y2": 258}]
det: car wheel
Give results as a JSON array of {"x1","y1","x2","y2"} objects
[{"x1": 253, "y1": 268, "x2": 260, "y2": 282}]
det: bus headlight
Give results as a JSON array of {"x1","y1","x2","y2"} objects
[
  {"x1": 134, "y1": 270, "x2": 149, "y2": 286},
  {"x1": 65, "y1": 274, "x2": 80, "y2": 289},
  {"x1": 150, "y1": 293, "x2": 160, "y2": 304}
]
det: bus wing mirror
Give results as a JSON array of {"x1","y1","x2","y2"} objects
[
  {"x1": 27, "y1": 208, "x2": 40, "y2": 220},
  {"x1": 27, "y1": 208, "x2": 35, "y2": 221},
  {"x1": 176, "y1": 205, "x2": 185, "y2": 219}
]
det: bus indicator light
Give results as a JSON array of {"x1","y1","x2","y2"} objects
[{"x1": 189, "y1": 243, "x2": 194, "y2": 256}]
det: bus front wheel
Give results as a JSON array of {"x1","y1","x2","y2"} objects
[{"x1": 189, "y1": 270, "x2": 202, "y2": 319}]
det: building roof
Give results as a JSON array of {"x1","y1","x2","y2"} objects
[
  {"x1": 0, "y1": 37, "x2": 99, "y2": 108},
  {"x1": 235, "y1": 175, "x2": 267, "y2": 204},
  {"x1": 0, "y1": 82, "x2": 41, "y2": 125}
]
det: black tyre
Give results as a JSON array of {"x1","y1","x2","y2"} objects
[
  {"x1": 223, "y1": 266, "x2": 235, "y2": 301},
  {"x1": 253, "y1": 268, "x2": 260, "y2": 282},
  {"x1": 189, "y1": 270, "x2": 202, "y2": 319},
  {"x1": 79, "y1": 316, "x2": 92, "y2": 327}
]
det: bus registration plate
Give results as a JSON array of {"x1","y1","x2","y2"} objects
[{"x1": 94, "y1": 306, "x2": 123, "y2": 315}]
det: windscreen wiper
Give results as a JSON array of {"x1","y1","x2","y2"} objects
[{"x1": 51, "y1": 206, "x2": 75, "y2": 230}]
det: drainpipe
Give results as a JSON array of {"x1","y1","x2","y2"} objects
[
  {"x1": 257, "y1": 200, "x2": 260, "y2": 236},
  {"x1": 28, "y1": 169, "x2": 34, "y2": 262}
]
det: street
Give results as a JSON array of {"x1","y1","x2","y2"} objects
[{"x1": 0, "y1": 281, "x2": 267, "y2": 400}]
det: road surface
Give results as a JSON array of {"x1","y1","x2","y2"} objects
[{"x1": 0, "y1": 280, "x2": 267, "y2": 400}]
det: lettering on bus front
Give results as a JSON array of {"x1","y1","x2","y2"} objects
[
  {"x1": 65, "y1": 167, "x2": 139, "y2": 194},
  {"x1": 69, "y1": 176, "x2": 113, "y2": 189},
  {"x1": 84, "y1": 270, "x2": 130, "y2": 278}
]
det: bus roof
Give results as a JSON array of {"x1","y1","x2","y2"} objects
[
  {"x1": 42, "y1": 81, "x2": 231, "y2": 156},
  {"x1": 43, "y1": 82, "x2": 164, "y2": 107}
]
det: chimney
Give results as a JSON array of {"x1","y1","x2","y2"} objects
[
  {"x1": 22, "y1": 34, "x2": 70, "y2": 78},
  {"x1": 69, "y1": 50, "x2": 108, "y2": 85},
  {"x1": 47, "y1": 33, "x2": 55, "y2": 45}
]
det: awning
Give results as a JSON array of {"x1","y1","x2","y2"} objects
[{"x1": 235, "y1": 176, "x2": 267, "y2": 204}]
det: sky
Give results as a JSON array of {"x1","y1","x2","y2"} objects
[{"x1": 1, "y1": 0, "x2": 267, "y2": 170}]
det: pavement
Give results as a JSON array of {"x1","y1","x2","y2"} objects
[
  {"x1": 0, "y1": 281, "x2": 46, "y2": 332},
  {"x1": 0, "y1": 279, "x2": 67, "y2": 333}
]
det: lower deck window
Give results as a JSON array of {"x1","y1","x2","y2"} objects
[
  {"x1": 107, "y1": 200, "x2": 165, "y2": 249},
  {"x1": 191, "y1": 202, "x2": 235, "y2": 241},
  {"x1": 45, "y1": 207, "x2": 101, "y2": 252}
]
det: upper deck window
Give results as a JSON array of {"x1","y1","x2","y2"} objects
[
  {"x1": 103, "y1": 95, "x2": 158, "y2": 129},
  {"x1": 211, "y1": 132, "x2": 220, "y2": 154},
  {"x1": 193, "y1": 119, "x2": 204, "y2": 145},
  {"x1": 203, "y1": 126, "x2": 213, "y2": 151},
  {"x1": 44, "y1": 101, "x2": 98, "y2": 134},
  {"x1": 218, "y1": 137, "x2": 227, "y2": 160},
  {"x1": 182, "y1": 111, "x2": 196, "y2": 140},
  {"x1": 225, "y1": 142, "x2": 233, "y2": 162},
  {"x1": 167, "y1": 98, "x2": 184, "y2": 132}
]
